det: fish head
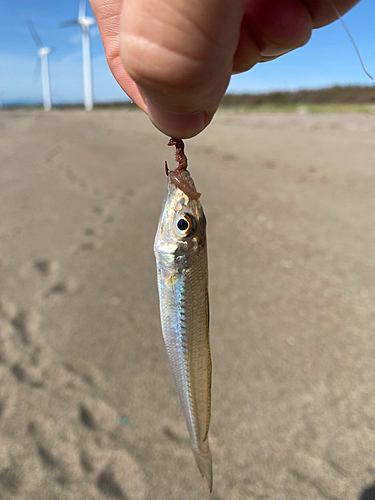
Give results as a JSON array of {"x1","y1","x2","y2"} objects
[{"x1": 154, "y1": 174, "x2": 206, "y2": 270}]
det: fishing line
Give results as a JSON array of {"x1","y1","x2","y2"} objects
[{"x1": 329, "y1": 0, "x2": 375, "y2": 82}]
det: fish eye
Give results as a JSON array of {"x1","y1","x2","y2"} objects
[
  {"x1": 177, "y1": 218, "x2": 189, "y2": 231},
  {"x1": 175, "y1": 212, "x2": 196, "y2": 238}
]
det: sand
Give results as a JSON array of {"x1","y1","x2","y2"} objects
[{"x1": 1, "y1": 108, "x2": 375, "y2": 499}]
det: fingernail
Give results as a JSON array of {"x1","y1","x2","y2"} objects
[
  {"x1": 260, "y1": 42, "x2": 293, "y2": 59},
  {"x1": 146, "y1": 98, "x2": 205, "y2": 139}
]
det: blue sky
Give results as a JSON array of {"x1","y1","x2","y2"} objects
[{"x1": 0, "y1": 0, "x2": 374, "y2": 106}]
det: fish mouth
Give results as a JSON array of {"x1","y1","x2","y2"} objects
[{"x1": 165, "y1": 139, "x2": 201, "y2": 200}]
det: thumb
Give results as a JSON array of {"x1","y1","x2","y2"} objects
[{"x1": 120, "y1": 0, "x2": 256, "y2": 138}]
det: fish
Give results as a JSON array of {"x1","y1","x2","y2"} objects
[{"x1": 154, "y1": 138, "x2": 212, "y2": 492}]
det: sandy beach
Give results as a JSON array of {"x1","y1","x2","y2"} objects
[{"x1": 1, "y1": 108, "x2": 375, "y2": 499}]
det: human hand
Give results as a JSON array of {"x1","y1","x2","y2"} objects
[{"x1": 90, "y1": 0, "x2": 360, "y2": 138}]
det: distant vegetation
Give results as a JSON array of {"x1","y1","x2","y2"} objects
[
  {"x1": 4, "y1": 85, "x2": 375, "y2": 111},
  {"x1": 220, "y1": 85, "x2": 375, "y2": 107}
]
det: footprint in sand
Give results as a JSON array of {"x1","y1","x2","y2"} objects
[
  {"x1": 96, "y1": 469, "x2": 125, "y2": 499},
  {"x1": 33, "y1": 259, "x2": 52, "y2": 277},
  {"x1": 92, "y1": 205, "x2": 115, "y2": 224},
  {"x1": 92, "y1": 206, "x2": 103, "y2": 215},
  {"x1": 44, "y1": 143, "x2": 64, "y2": 164},
  {"x1": 11, "y1": 310, "x2": 29, "y2": 345},
  {"x1": 222, "y1": 152, "x2": 237, "y2": 162},
  {"x1": 0, "y1": 296, "x2": 148, "y2": 499},
  {"x1": 0, "y1": 309, "x2": 45, "y2": 389},
  {"x1": 79, "y1": 242, "x2": 97, "y2": 252},
  {"x1": 0, "y1": 469, "x2": 20, "y2": 496},
  {"x1": 120, "y1": 188, "x2": 136, "y2": 205},
  {"x1": 11, "y1": 362, "x2": 27, "y2": 383},
  {"x1": 104, "y1": 215, "x2": 114, "y2": 224},
  {"x1": 43, "y1": 277, "x2": 79, "y2": 299},
  {"x1": 80, "y1": 450, "x2": 95, "y2": 474},
  {"x1": 162, "y1": 425, "x2": 189, "y2": 445},
  {"x1": 17, "y1": 258, "x2": 58, "y2": 281},
  {"x1": 75, "y1": 205, "x2": 115, "y2": 253},
  {"x1": 264, "y1": 160, "x2": 277, "y2": 169},
  {"x1": 78, "y1": 230, "x2": 99, "y2": 252},
  {"x1": 27, "y1": 419, "x2": 77, "y2": 487},
  {"x1": 79, "y1": 404, "x2": 97, "y2": 430},
  {"x1": 63, "y1": 363, "x2": 96, "y2": 388},
  {"x1": 195, "y1": 145, "x2": 215, "y2": 155},
  {"x1": 18, "y1": 257, "x2": 78, "y2": 302}
]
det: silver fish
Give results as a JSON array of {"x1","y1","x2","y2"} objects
[{"x1": 154, "y1": 139, "x2": 212, "y2": 492}]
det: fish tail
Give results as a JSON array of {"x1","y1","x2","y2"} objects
[{"x1": 193, "y1": 448, "x2": 213, "y2": 493}]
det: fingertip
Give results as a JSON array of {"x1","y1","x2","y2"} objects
[{"x1": 145, "y1": 98, "x2": 210, "y2": 138}]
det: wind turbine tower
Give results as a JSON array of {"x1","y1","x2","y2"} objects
[
  {"x1": 62, "y1": 0, "x2": 95, "y2": 111},
  {"x1": 28, "y1": 22, "x2": 53, "y2": 111}
]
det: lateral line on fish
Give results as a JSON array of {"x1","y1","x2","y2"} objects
[
  {"x1": 173, "y1": 271, "x2": 198, "y2": 441},
  {"x1": 183, "y1": 269, "x2": 199, "y2": 438}
]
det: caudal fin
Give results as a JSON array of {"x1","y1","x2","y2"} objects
[{"x1": 193, "y1": 449, "x2": 213, "y2": 493}]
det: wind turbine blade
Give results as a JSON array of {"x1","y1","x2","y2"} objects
[
  {"x1": 60, "y1": 19, "x2": 79, "y2": 28},
  {"x1": 79, "y1": 0, "x2": 86, "y2": 19},
  {"x1": 33, "y1": 57, "x2": 41, "y2": 84},
  {"x1": 27, "y1": 20, "x2": 42, "y2": 48}
]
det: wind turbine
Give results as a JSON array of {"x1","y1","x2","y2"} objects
[
  {"x1": 28, "y1": 21, "x2": 53, "y2": 112},
  {"x1": 61, "y1": 0, "x2": 95, "y2": 111}
]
